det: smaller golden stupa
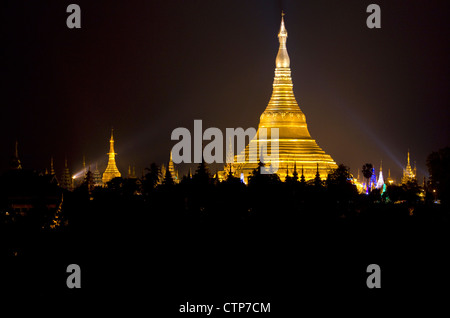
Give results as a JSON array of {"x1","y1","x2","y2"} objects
[{"x1": 102, "y1": 129, "x2": 121, "y2": 184}]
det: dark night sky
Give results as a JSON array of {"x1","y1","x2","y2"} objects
[{"x1": 1, "y1": 0, "x2": 449, "y2": 182}]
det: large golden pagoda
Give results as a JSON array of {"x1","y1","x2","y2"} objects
[
  {"x1": 102, "y1": 129, "x2": 121, "y2": 184},
  {"x1": 224, "y1": 14, "x2": 337, "y2": 182}
]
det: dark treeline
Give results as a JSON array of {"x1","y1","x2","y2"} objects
[
  {"x1": 1, "y1": 152, "x2": 449, "y2": 295},
  {"x1": 1, "y1": 160, "x2": 449, "y2": 247},
  {"x1": 56, "y1": 161, "x2": 447, "y2": 236}
]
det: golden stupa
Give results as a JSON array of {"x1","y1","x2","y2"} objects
[
  {"x1": 102, "y1": 128, "x2": 121, "y2": 184},
  {"x1": 223, "y1": 13, "x2": 337, "y2": 182}
]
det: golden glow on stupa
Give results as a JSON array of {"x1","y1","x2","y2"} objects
[
  {"x1": 223, "y1": 13, "x2": 337, "y2": 181},
  {"x1": 102, "y1": 129, "x2": 121, "y2": 184},
  {"x1": 401, "y1": 150, "x2": 416, "y2": 184},
  {"x1": 168, "y1": 151, "x2": 179, "y2": 184}
]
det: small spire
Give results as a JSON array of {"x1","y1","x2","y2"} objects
[
  {"x1": 10, "y1": 140, "x2": 23, "y2": 170},
  {"x1": 50, "y1": 156, "x2": 55, "y2": 175},
  {"x1": 315, "y1": 163, "x2": 321, "y2": 179},
  {"x1": 380, "y1": 160, "x2": 382, "y2": 172}
]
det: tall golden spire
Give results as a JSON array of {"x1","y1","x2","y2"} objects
[
  {"x1": 260, "y1": 11, "x2": 311, "y2": 138},
  {"x1": 102, "y1": 128, "x2": 121, "y2": 184},
  {"x1": 221, "y1": 13, "x2": 337, "y2": 182}
]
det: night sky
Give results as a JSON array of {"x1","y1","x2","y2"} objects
[{"x1": 2, "y1": 0, "x2": 449, "y2": 182}]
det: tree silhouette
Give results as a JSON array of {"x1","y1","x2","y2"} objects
[
  {"x1": 193, "y1": 159, "x2": 210, "y2": 181},
  {"x1": 163, "y1": 164, "x2": 174, "y2": 186},
  {"x1": 326, "y1": 164, "x2": 357, "y2": 203},
  {"x1": 143, "y1": 163, "x2": 160, "y2": 196},
  {"x1": 427, "y1": 147, "x2": 450, "y2": 205},
  {"x1": 362, "y1": 163, "x2": 373, "y2": 193}
]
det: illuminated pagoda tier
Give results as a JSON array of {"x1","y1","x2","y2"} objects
[
  {"x1": 127, "y1": 165, "x2": 137, "y2": 179},
  {"x1": 93, "y1": 163, "x2": 103, "y2": 187},
  {"x1": 47, "y1": 156, "x2": 59, "y2": 185},
  {"x1": 401, "y1": 150, "x2": 416, "y2": 184},
  {"x1": 61, "y1": 157, "x2": 73, "y2": 191},
  {"x1": 369, "y1": 168, "x2": 377, "y2": 191},
  {"x1": 386, "y1": 168, "x2": 394, "y2": 185},
  {"x1": 159, "y1": 163, "x2": 166, "y2": 185},
  {"x1": 376, "y1": 161, "x2": 384, "y2": 189},
  {"x1": 102, "y1": 129, "x2": 121, "y2": 184},
  {"x1": 168, "y1": 151, "x2": 179, "y2": 184},
  {"x1": 222, "y1": 13, "x2": 337, "y2": 182}
]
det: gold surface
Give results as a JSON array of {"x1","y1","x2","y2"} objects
[
  {"x1": 221, "y1": 15, "x2": 337, "y2": 182},
  {"x1": 401, "y1": 151, "x2": 416, "y2": 184},
  {"x1": 102, "y1": 129, "x2": 121, "y2": 184}
]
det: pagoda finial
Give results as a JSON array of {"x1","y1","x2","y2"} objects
[
  {"x1": 111, "y1": 127, "x2": 114, "y2": 141},
  {"x1": 276, "y1": 12, "x2": 290, "y2": 68},
  {"x1": 380, "y1": 160, "x2": 382, "y2": 172}
]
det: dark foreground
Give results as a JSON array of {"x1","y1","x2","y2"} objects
[{"x1": 1, "y1": 194, "x2": 449, "y2": 313}]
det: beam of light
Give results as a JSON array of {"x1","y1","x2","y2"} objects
[
  {"x1": 330, "y1": 96, "x2": 429, "y2": 179},
  {"x1": 331, "y1": 97, "x2": 404, "y2": 170},
  {"x1": 71, "y1": 156, "x2": 106, "y2": 179}
]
